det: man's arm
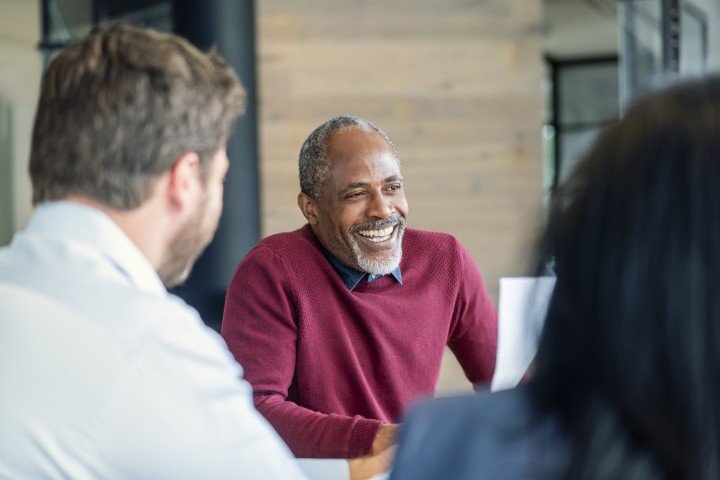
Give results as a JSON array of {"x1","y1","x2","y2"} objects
[
  {"x1": 446, "y1": 241, "x2": 498, "y2": 385},
  {"x1": 222, "y1": 246, "x2": 382, "y2": 458}
]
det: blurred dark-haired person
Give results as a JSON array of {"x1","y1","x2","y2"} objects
[
  {"x1": 222, "y1": 115, "x2": 498, "y2": 459},
  {"x1": 0, "y1": 23, "x2": 386, "y2": 480},
  {"x1": 390, "y1": 75, "x2": 720, "y2": 480}
]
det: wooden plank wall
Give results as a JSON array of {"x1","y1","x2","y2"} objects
[{"x1": 257, "y1": 0, "x2": 545, "y2": 392}]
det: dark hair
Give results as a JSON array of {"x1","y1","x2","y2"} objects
[
  {"x1": 30, "y1": 22, "x2": 245, "y2": 209},
  {"x1": 530, "y1": 75, "x2": 720, "y2": 479},
  {"x1": 298, "y1": 115, "x2": 399, "y2": 200}
]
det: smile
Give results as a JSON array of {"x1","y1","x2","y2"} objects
[{"x1": 356, "y1": 225, "x2": 395, "y2": 243}]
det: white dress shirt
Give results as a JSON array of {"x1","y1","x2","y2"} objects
[{"x1": 0, "y1": 201, "x2": 348, "y2": 479}]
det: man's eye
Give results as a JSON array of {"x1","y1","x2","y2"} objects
[
  {"x1": 346, "y1": 191, "x2": 365, "y2": 199},
  {"x1": 387, "y1": 184, "x2": 402, "y2": 191}
]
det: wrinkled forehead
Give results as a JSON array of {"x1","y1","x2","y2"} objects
[{"x1": 322, "y1": 130, "x2": 401, "y2": 190}]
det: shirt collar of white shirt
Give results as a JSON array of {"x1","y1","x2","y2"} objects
[{"x1": 25, "y1": 200, "x2": 167, "y2": 297}]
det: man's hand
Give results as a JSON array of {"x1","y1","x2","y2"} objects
[
  {"x1": 347, "y1": 425, "x2": 398, "y2": 480},
  {"x1": 371, "y1": 423, "x2": 399, "y2": 455},
  {"x1": 348, "y1": 446, "x2": 395, "y2": 480}
]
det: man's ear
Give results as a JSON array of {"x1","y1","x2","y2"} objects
[
  {"x1": 168, "y1": 151, "x2": 201, "y2": 210},
  {"x1": 297, "y1": 192, "x2": 319, "y2": 225}
]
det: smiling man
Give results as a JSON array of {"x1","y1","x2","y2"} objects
[{"x1": 222, "y1": 115, "x2": 498, "y2": 459}]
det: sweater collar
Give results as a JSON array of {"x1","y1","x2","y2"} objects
[{"x1": 320, "y1": 245, "x2": 403, "y2": 291}]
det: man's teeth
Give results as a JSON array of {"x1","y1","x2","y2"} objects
[{"x1": 357, "y1": 226, "x2": 394, "y2": 241}]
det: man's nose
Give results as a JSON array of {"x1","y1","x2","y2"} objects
[{"x1": 366, "y1": 191, "x2": 394, "y2": 219}]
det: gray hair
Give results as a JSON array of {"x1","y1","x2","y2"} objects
[{"x1": 298, "y1": 115, "x2": 399, "y2": 200}]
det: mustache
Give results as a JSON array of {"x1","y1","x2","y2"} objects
[{"x1": 350, "y1": 216, "x2": 405, "y2": 233}]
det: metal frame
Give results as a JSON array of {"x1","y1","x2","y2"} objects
[
  {"x1": 618, "y1": 0, "x2": 708, "y2": 103},
  {"x1": 683, "y1": 1, "x2": 709, "y2": 73},
  {"x1": 39, "y1": 0, "x2": 70, "y2": 54},
  {"x1": 661, "y1": 0, "x2": 681, "y2": 73},
  {"x1": 546, "y1": 55, "x2": 619, "y2": 191},
  {"x1": 39, "y1": 0, "x2": 171, "y2": 56}
]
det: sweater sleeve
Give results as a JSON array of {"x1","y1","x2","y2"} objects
[
  {"x1": 446, "y1": 241, "x2": 498, "y2": 386},
  {"x1": 221, "y1": 246, "x2": 381, "y2": 459}
]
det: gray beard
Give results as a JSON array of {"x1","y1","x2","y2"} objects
[{"x1": 349, "y1": 225, "x2": 405, "y2": 275}]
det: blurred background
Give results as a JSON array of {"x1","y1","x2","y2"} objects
[{"x1": 1, "y1": 0, "x2": 718, "y2": 393}]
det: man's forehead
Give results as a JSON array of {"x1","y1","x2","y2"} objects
[
  {"x1": 327, "y1": 128, "x2": 391, "y2": 152},
  {"x1": 326, "y1": 130, "x2": 398, "y2": 168}
]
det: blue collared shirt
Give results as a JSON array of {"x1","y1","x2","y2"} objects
[{"x1": 322, "y1": 249, "x2": 403, "y2": 291}]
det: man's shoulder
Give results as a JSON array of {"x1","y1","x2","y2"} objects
[
  {"x1": 85, "y1": 286, "x2": 224, "y2": 367},
  {"x1": 242, "y1": 225, "x2": 325, "y2": 273},
  {"x1": 254, "y1": 224, "x2": 318, "y2": 254},
  {"x1": 404, "y1": 228, "x2": 462, "y2": 247},
  {"x1": 138, "y1": 293, "x2": 245, "y2": 383},
  {"x1": 402, "y1": 228, "x2": 467, "y2": 260},
  {"x1": 0, "y1": 237, "x2": 207, "y2": 355},
  {"x1": 23, "y1": 274, "x2": 239, "y2": 387},
  {"x1": 0, "y1": 265, "x2": 233, "y2": 382},
  {"x1": 0, "y1": 280, "x2": 250, "y2": 478}
]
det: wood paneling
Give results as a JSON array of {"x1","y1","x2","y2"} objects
[{"x1": 258, "y1": 0, "x2": 544, "y2": 391}]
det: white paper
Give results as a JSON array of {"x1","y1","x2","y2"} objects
[{"x1": 491, "y1": 276, "x2": 556, "y2": 392}]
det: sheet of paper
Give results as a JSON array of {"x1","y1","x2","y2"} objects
[{"x1": 491, "y1": 276, "x2": 556, "y2": 392}]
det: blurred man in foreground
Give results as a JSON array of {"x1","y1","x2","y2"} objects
[{"x1": 0, "y1": 23, "x2": 385, "y2": 480}]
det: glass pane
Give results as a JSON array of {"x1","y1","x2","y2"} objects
[
  {"x1": 104, "y1": 2, "x2": 173, "y2": 32},
  {"x1": 681, "y1": 3, "x2": 707, "y2": 75},
  {"x1": 558, "y1": 63, "x2": 619, "y2": 125},
  {"x1": 559, "y1": 127, "x2": 605, "y2": 185},
  {"x1": 45, "y1": 0, "x2": 93, "y2": 44},
  {"x1": 618, "y1": 0, "x2": 664, "y2": 107}
]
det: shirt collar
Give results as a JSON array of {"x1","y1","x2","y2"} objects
[
  {"x1": 26, "y1": 201, "x2": 167, "y2": 297},
  {"x1": 322, "y1": 248, "x2": 402, "y2": 291}
]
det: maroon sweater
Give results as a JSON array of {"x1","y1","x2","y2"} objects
[{"x1": 221, "y1": 225, "x2": 497, "y2": 458}]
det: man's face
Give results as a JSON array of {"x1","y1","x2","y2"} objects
[
  {"x1": 311, "y1": 129, "x2": 409, "y2": 275},
  {"x1": 160, "y1": 148, "x2": 228, "y2": 287}
]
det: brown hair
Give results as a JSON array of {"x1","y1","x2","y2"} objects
[{"x1": 30, "y1": 22, "x2": 246, "y2": 209}]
